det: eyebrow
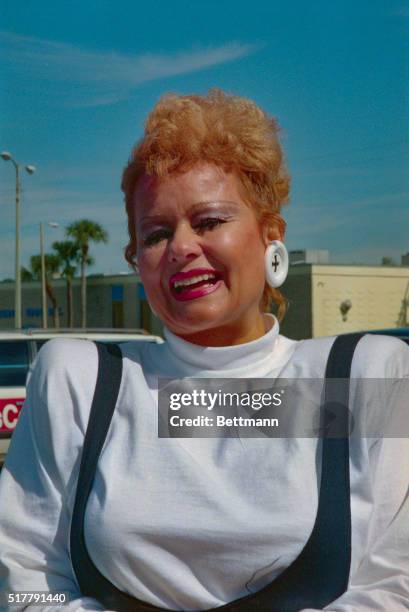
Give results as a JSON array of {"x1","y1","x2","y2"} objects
[{"x1": 139, "y1": 200, "x2": 241, "y2": 224}]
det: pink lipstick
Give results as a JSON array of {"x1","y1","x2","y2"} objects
[{"x1": 169, "y1": 268, "x2": 223, "y2": 302}]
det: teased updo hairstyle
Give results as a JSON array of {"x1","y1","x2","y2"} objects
[{"x1": 122, "y1": 88, "x2": 290, "y2": 320}]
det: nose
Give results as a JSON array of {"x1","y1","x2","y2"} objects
[{"x1": 167, "y1": 222, "x2": 202, "y2": 263}]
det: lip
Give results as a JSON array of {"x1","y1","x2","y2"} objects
[
  {"x1": 171, "y1": 278, "x2": 223, "y2": 302},
  {"x1": 169, "y1": 268, "x2": 221, "y2": 289}
]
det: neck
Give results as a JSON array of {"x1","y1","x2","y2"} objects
[{"x1": 176, "y1": 312, "x2": 267, "y2": 347}]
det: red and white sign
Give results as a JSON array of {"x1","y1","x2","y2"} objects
[{"x1": 0, "y1": 398, "x2": 24, "y2": 433}]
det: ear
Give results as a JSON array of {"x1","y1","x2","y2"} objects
[{"x1": 262, "y1": 221, "x2": 285, "y2": 248}]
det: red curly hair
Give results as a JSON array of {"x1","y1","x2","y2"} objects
[{"x1": 121, "y1": 88, "x2": 290, "y2": 319}]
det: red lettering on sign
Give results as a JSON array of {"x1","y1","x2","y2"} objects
[{"x1": 0, "y1": 398, "x2": 24, "y2": 433}]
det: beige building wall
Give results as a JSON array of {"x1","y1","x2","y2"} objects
[{"x1": 311, "y1": 265, "x2": 409, "y2": 337}]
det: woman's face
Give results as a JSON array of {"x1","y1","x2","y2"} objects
[{"x1": 134, "y1": 162, "x2": 282, "y2": 346}]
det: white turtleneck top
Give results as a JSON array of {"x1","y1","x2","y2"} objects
[{"x1": 0, "y1": 315, "x2": 408, "y2": 611}]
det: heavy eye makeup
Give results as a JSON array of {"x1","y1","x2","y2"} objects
[{"x1": 140, "y1": 215, "x2": 232, "y2": 248}]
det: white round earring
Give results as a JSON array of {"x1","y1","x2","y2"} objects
[{"x1": 264, "y1": 240, "x2": 289, "y2": 288}]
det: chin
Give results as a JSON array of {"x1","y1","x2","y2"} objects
[
  {"x1": 163, "y1": 306, "x2": 225, "y2": 331},
  {"x1": 168, "y1": 317, "x2": 222, "y2": 335},
  {"x1": 165, "y1": 301, "x2": 225, "y2": 322}
]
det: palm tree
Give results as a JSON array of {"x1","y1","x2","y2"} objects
[
  {"x1": 66, "y1": 220, "x2": 108, "y2": 328},
  {"x1": 21, "y1": 267, "x2": 34, "y2": 282},
  {"x1": 22, "y1": 254, "x2": 62, "y2": 328},
  {"x1": 52, "y1": 240, "x2": 80, "y2": 328}
]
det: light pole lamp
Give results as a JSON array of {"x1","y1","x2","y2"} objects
[
  {"x1": 1, "y1": 151, "x2": 36, "y2": 329},
  {"x1": 40, "y1": 221, "x2": 59, "y2": 329}
]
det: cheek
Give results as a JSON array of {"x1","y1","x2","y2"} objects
[
  {"x1": 137, "y1": 250, "x2": 163, "y2": 289},
  {"x1": 236, "y1": 228, "x2": 266, "y2": 283},
  {"x1": 213, "y1": 225, "x2": 264, "y2": 265},
  {"x1": 215, "y1": 220, "x2": 253, "y2": 247}
]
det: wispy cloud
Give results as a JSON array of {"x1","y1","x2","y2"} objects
[{"x1": 0, "y1": 31, "x2": 262, "y2": 108}]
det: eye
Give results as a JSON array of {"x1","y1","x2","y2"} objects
[
  {"x1": 195, "y1": 217, "x2": 226, "y2": 233},
  {"x1": 142, "y1": 228, "x2": 172, "y2": 247}
]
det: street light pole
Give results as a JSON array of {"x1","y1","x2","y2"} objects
[
  {"x1": 40, "y1": 221, "x2": 59, "y2": 329},
  {"x1": 15, "y1": 164, "x2": 21, "y2": 329},
  {"x1": 40, "y1": 222, "x2": 47, "y2": 329},
  {"x1": 1, "y1": 151, "x2": 36, "y2": 330}
]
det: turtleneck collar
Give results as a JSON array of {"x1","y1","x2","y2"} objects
[{"x1": 162, "y1": 314, "x2": 279, "y2": 374}]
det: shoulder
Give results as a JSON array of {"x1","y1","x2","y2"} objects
[
  {"x1": 6, "y1": 339, "x2": 100, "y2": 482},
  {"x1": 282, "y1": 333, "x2": 409, "y2": 378},
  {"x1": 28, "y1": 337, "x2": 98, "y2": 387},
  {"x1": 32, "y1": 336, "x2": 98, "y2": 365},
  {"x1": 351, "y1": 334, "x2": 409, "y2": 378},
  {"x1": 26, "y1": 338, "x2": 100, "y2": 435}
]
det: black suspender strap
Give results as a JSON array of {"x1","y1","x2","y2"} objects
[
  {"x1": 70, "y1": 333, "x2": 365, "y2": 612},
  {"x1": 70, "y1": 342, "x2": 157, "y2": 611},
  {"x1": 260, "y1": 332, "x2": 364, "y2": 610},
  {"x1": 216, "y1": 332, "x2": 365, "y2": 611}
]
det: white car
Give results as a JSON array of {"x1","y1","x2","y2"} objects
[{"x1": 0, "y1": 328, "x2": 163, "y2": 465}]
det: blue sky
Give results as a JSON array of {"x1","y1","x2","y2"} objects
[{"x1": 0, "y1": 0, "x2": 408, "y2": 279}]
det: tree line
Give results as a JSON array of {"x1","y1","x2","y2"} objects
[{"x1": 21, "y1": 219, "x2": 108, "y2": 328}]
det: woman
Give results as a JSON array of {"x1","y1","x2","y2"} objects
[{"x1": 0, "y1": 89, "x2": 408, "y2": 611}]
